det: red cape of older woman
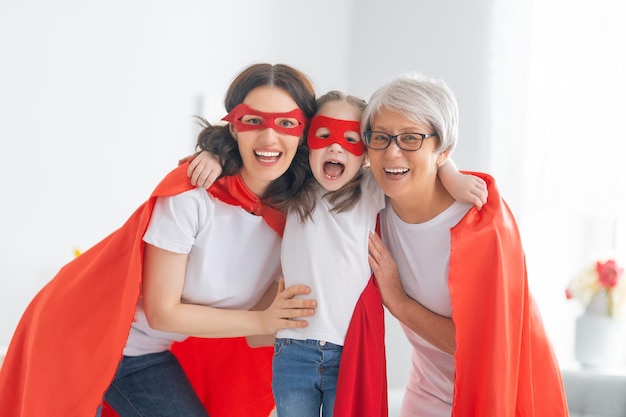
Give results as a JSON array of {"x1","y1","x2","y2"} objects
[{"x1": 447, "y1": 172, "x2": 568, "y2": 416}]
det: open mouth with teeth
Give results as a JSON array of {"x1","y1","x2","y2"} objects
[
  {"x1": 384, "y1": 167, "x2": 409, "y2": 176},
  {"x1": 323, "y1": 161, "x2": 345, "y2": 180},
  {"x1": 255, "y1": 150, "x2": 281, "y2": 164}
]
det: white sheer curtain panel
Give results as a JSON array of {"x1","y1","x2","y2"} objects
[{"x1": 490, "y1": 0, "x2": 626, "y2": 364}]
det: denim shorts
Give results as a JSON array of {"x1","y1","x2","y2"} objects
[{"x1": 272, "y1": 338, "x2": 343, "y2": 417}]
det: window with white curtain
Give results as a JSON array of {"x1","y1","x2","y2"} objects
[{"x1": 490, "y1": 0, "x2": 626, "y2": 364}]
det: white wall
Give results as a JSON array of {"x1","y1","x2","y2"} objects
[{"x1": 348, "y1": 0, "x2": 492, "y2": 174}]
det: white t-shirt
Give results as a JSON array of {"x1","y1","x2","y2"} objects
[
  {"x1": 379, "y1": 200, "x2": 471, "y2": 417},
  {"x1": 277, "y1": 169, "x2": 385, "y2": 346},
  {"x1": 124, "y1": 187, "x2": 282, "y2": 356}
]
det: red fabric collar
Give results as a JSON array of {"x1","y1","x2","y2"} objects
[{"x1": 208, "y1": 174, "x2": 286, "y2": 237}]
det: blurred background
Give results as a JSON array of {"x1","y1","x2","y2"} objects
[{"x1": 1, "y1": 0, "x2": 625, "y2": 389}]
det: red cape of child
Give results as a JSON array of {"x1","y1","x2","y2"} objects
[{"x1": 0, "y1": 163, "x2": 388, "y2": 417}]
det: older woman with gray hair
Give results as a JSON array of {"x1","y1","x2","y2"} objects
[{"x1": 365, "y1": 73, "x2": 569, "y2": 416}]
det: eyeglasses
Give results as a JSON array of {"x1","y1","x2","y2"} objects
[{"x1": 363, "y1": 131, "x2": 437, "y2": 151}]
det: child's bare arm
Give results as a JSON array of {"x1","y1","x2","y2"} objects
[
  {"x1": 179, "y1": 151, "x2": 223, "y2": 189},
  {"x1": 438, "y1": 159, "x2": 488, "y2": 209}
]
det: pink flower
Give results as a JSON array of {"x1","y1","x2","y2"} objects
[{"x1": 596, "y1": 260, "x2": 624, "y2": 289}]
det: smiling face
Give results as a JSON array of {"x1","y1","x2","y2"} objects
[
  {"x1": 307, "y1": 101, "x2": 366, "y2": 192},
  {"x1": 228, "y1": 86, "x2": 304, "y2": 196},
  {"x1": 367, "y1": 107, "x2": 449, "y2": 205}
]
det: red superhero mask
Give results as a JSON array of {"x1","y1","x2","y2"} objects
[
  {"x1": 222, "y1": 103, "x2": 307, "y2": 137},
  {"x1": 307, "y1": 115, "x2": 366, "y2": 156}
]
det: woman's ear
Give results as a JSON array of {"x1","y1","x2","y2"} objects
[
  {"x1": 436, "y1": 149, "x2": 450, "y2": 168},
  {"x1": 228, "y1": 123, "x2": 237, "y2": 140}
]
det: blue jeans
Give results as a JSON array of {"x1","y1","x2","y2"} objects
[
  {"x1": 272, "y1": 338, "x2": 342, "y2": 417},
  {"x1": 103, "y1": 351, "x2": 208, "y2": 417}
]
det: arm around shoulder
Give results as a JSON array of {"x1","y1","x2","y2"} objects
[{"x1": 438, "y1": 158, "x2": 487, "y2": 210}]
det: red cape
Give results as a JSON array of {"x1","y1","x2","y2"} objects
[
  {"x1": 449, "y1": 172, "x2": 568, "y2": 416},
  {"x1": 0, "y1": 164, "x2": 277, "y2": 417},
  {"x1": 334, "y1": 276, "x2": 388, "y2": 417}
]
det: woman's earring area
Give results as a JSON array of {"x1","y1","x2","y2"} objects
[{"x1": 228, "y1": 123, "x2": 238, "y2": 141}]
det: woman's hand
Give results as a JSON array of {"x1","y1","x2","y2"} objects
[
  {"x1": 180, "y1": 150, "x2": 223, "y2": 189},
  {"x1": 260, "y1": 277, "x2": 316, "y2": 334},
  {"x1": 368, "y1": 231, "x2": 409, "y2": 312},
  {"x1": 368, "y1": 232, "x2": 457, "y2": 353},
  {"x1": 143, "y1": 245, "x2": 314, "y2": 338}
]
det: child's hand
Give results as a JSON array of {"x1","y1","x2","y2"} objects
[
  {"x1": 438, "y1": 159, "x2": 488, "y2": 210},
  {"x1": 448, "y1": 174, "x2": 488, "y2": 210},
  {"x1": 186, "y1": 151, "x2": 222, "y2": 189},
  {"x1": 178, "y1": 153, "x2": 197, "y2": 166}
]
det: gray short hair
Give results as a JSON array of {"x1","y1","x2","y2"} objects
[{"x1": 362, "y1": 73, "x2": 458, "y2": 154}]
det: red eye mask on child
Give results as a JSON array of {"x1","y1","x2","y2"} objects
[
  {"x1": 307, "y1": 115, "x2": 366, "y2": 156},
  {"x1": 222, "y1": 103, "x2": 307, "y2": 137}
]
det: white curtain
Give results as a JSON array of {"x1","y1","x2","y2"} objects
[
  {"x1": 525, "y1": 0, "x2": 626, "y2": 219},
  {"x1": 489, "y1": 0, "x2": 626, "y2": 364}
]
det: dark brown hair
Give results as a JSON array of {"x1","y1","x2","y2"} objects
[{"x1": 195, "y1": 63, "x2": 316, "y2": 211}]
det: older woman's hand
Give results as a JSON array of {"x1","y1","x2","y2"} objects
[{"x1": 368, "y1": 231, "x2": 410, "y2": 313}]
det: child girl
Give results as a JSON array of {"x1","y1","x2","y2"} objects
[
  {"x1": 188, "y1": 90, "x2": 487, "y2": 417},
  {"x1": 0, "y1": 63, "x2": 318, "y2": 417}
]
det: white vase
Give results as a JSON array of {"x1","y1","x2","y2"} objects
[{"x1": 574, "y1": 292, "x2": 626, "y2": 369}]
